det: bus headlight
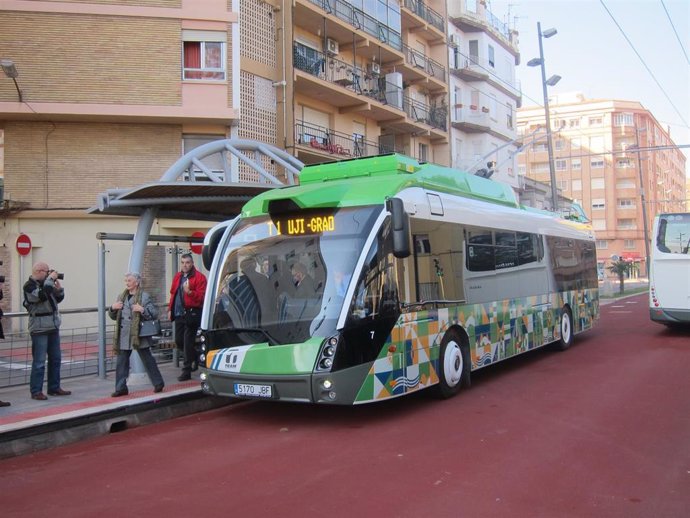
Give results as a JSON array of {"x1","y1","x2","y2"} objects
[
  {"x1": 315, "y1": 335, "x2": 341, "y2": 372},
  {"x1": 200, "y1": 372, "x2": 207, "y2": 381},
  {"x1": 321, "y1": 379, "x2": 333, "y2": 390},
  {"x1": 199, "y1": 353, "x2": 206, "y2": 363}
]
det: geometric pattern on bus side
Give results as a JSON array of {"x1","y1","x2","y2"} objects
[{"x1": 353, "y1": 288, "x2": 599, "y2": 403}]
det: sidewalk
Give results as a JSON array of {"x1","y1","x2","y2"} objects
[{"x1": 0, "y1": 362, "x2": 232, "y2": 459}]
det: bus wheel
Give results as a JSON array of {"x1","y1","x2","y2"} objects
[
  {"x1": 436, "y1": 330, "x2": 470, "y2": 399},
  {"x1": 555, "y1": 306, "x2": 573, "y2": 351}
]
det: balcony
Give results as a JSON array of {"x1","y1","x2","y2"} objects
[
  {"x1": 299, "y1": 0, "x2": 402, "y2": 53},
  {"x1": 397, "y1": 44, "x2": 446, "y2": 91},
  {"x1": 295, "y1": 120, "x2": 400, "y2": 162},
  {"x1": 402, "y1": 0, "x2": 446, "y2": 41},
  {"x1": 450, "y1": 52, "x2": 521, "y2": 101},
  {"x1": 451, "y1": 105, "x2": 490, "y2": 132},
  {"x1": 449, "y1": 4, "x2": 519, "y2": 61}
]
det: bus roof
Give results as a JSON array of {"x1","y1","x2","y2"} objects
[{"x1": 241, "y1": 154, "x2": 524, "y2": 218}]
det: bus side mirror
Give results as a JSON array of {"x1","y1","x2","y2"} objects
[
  {"x1": 387, "y1": 197, "x2": 411, "y2": 258},
  {"x1": 202, "y1": 225, "x2": 227, "y2": 270}
]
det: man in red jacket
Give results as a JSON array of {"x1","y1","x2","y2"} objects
[{"x1": 169, "y1": 253, "x2": 207, "y2": 381}]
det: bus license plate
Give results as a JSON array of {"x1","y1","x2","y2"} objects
[{"x1": 234, "y1": 383, "x2": 272, "y2": 398}]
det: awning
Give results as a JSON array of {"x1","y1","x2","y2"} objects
[{"x1": 88, "y1": 182, "x2": 280, "y2": 221}]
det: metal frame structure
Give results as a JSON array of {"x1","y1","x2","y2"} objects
[{"x1": 90, "y1": 139, "x2": 303, "y2": 378}]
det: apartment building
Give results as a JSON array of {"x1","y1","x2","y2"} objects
[
  {"x1": 0, "y1": 1, "x2": 253, "y2": 326},
  {"x1": 517, "y1": 93, "x2": 687, "y2": 276},
  {"x1": 285, "y1": 0, "x2": 449, "y2": 165},
  {"x1": 447, "y1": 0, "x2": 521, "y2": 188}
]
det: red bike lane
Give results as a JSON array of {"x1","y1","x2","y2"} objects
[{"x1": 1, "y1": 293, "x2": 689, "y2": 517}]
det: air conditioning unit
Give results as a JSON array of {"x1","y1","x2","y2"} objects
[
  {"x1": 326, "y1": 38, "x2": 339, "y2": 56},
  {"x1": 449, "y1": 34, "x2": 460, "y2": 48},
  {"x1": 367, "y1": 62, "x2": 381, "y2": 76}
]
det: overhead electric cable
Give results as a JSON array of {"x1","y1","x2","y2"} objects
[
  {"x1": 660, "y1": 0, "x2": 690, "y2": 65},
  {"x1": 599, "y1": 0, "x2": 689, "y2": 127}
]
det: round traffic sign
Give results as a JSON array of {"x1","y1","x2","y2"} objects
[
  {"x1": 190, "y1": 231, "x2": 205, "y2": 255},
  {"x1": 16, "y1": 233, "x2": 32, "y2": 256},
  {"x1": 15, "y1": 234, "x2": 31, "y2": 255}
]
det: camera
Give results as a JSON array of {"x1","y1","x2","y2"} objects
[{"x1": 49, "y1": 269, "x2": 65, "y2": 280}]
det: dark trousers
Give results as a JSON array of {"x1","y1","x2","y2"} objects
[
  {"x1": 30, "y1": 330, "x2": 61, "y2": 395},
  {"x1": 174, "y1": 316, "x2": 200, "y2": 372},
  {"x1": 114, "y1": 348, "x2": 164, "y2": 391}
]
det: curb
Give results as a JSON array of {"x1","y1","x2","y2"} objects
[{"x1": 0, "y1": 392, "x2": 234, "y2": 459}]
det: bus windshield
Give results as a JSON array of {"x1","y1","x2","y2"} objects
[
  {"x1": 209, "y1": 205, "x2": 381, "y2": 345},
  {"x1": 656, "y1": 213, "x2": 690, "y2": 254}
]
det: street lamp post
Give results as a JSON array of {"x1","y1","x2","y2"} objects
[
  {"x1": 0, "y1": 59, "x2": 23, "y2": 102},
  {"x1": 528, "y1": 23, "x2": 560, "y2": 211}
]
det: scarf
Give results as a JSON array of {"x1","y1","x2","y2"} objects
[{"x1": 112, "y1": 288, "x2": 142, "y2": 353}]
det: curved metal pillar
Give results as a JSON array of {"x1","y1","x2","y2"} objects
[{"x1": 127, "y1": 207, "x2": 159, "y2": 380}]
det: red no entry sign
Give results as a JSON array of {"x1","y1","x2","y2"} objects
[
  {"x1": 190, "y1": 231, "x2": 205, "y2": 255},
  {"x1": 16, "y1": 233, "x2": 32, "y2": 256}
]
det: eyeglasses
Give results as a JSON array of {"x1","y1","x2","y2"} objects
[{"x1": 37, "y1": 269, "x2": 49, "y2": 273}]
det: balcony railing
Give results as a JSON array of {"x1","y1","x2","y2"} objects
[
  {"x1": 294, "y1": 42, "x2": 405, "y2": 110},
  {"x1": 402, "y1": 44, "x2": 446, "y2": 82},
  {"x1": 403, "y1": 95, "x2": 447, "y2": 131},
  {"x1": 403, "y1": 0, "x2": 445, "y2": 32},
  {"x1": 306, "y1": 0, "x2": 402, "y2": 50},
  {"x1": 296, "y1": 120, "x2": 400, "y2": 158}
]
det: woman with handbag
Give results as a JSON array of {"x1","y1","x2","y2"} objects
[{"x1": 108, "y1": 272, "x2": 164, "y2": 397}]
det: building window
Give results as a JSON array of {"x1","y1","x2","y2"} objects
[
  {"x1": 616, "y1": 179, "x2": 636, "y2": 189},
  {"x1": 569, "y1": 118, "x2": 580, "y2": 128},
  {"x1": 555, "y1": 159, "x2": 567, "y2": 171},
  {"x1": 618, "y1": 218, "x2": 636, "y2": 229},
  {"x1": 488, "y1": 45, "x2": 495, "y2": 67},
  {"x1": 182, "y1": 134, "x2": 226, "y2": 180},
  {"x1": 617, "y1": 198, "x2": 635, "y2": 208},
  {"x1": 533, "y1": 162, "x2": 549, "y2": 172},
  {"x1": 571, "y1": 138, "x2": 581, "y2": 149},
  {"x1": 557, "y1": 180, "x2": 568, "y2": 190},
  {"x1": 555, "y1": 139, "x2": 564, "y2": 151},
  {"x1": 591, "y1": 178, "x2": 605, "y2": 189},
  {"x1": 593, "y1": 219, "x2": 606, "y2": 230},
  {"x1": 624, "y1": 239, "x2": 636, "y2": 249},
  {"x1": 596, "y1": 240, "x2": 608, "y2": 249},
  {"x1": 592, "y1": 199, "x2": 605, "y2": 210},
  {"x1": 591, "y1": 158, "x2": 605, "y2": 168},
  {"x1": 534, "y1": 142, "x2": 548, "y2": 152},
  {"x1": 572, "y1": 179, "x2": 582, "y2": 191},
  {"x1": 614, "y1": 113, "x2": 634, "y2": 126},
  {"x1": 589, "y1": 135, "x2": 605, "y2": 151},
  {"x1": 183, "y1": 30, "x2": 226, "y2": 80},
  {"x1": 572, "y1": 159, "x2": 581, "y2": 170},
  {"x1": 589, "y1": 116, "x2": 603, "y2": 126},
  {"x1": 418, "y1": 143, "x2": 428, "y2": 162},
  {"x1": 616, "y1": 158, "x2": 633, "y2": 168}
]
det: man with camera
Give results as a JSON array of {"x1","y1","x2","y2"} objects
[
  {"x1": 169, "y1": 253, "x2": 207, "y2": 382},
  {"x1": 24, "y1": 262, "x2": 71, "y2": 400}
]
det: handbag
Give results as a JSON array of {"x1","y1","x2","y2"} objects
[{"x1": 139, "y1": 319, "x2": 162, "y2": 337}]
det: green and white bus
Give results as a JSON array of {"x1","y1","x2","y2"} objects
[{"x1": 199, "y1": 154, "x2": 599, "y2": 404}]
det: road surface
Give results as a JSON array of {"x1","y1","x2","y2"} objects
[{"x1": 1, "y1": 294, "x2": 689, "y2": 517}]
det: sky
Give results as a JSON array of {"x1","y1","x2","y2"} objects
[{"x1": 489, "y1": 0, "x2": 690, "y2": 176}]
